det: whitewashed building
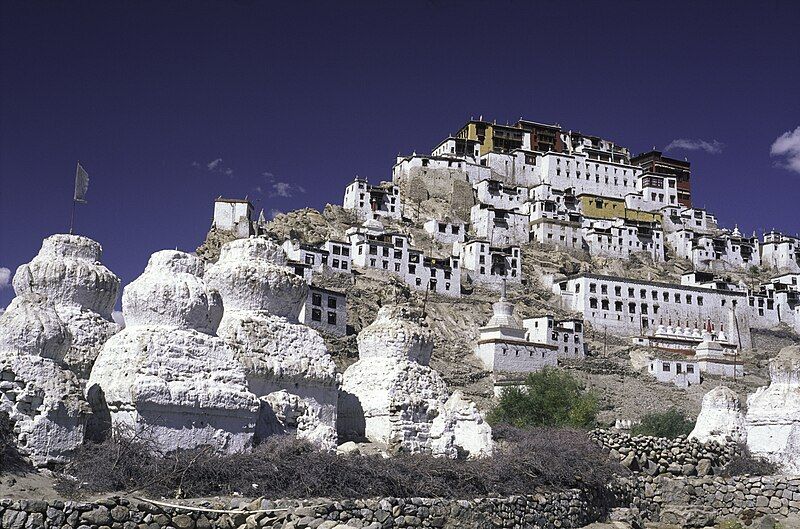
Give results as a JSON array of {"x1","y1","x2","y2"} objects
[
  {"x1": 282, "y1": 240, "x2": 352, "y2": 278},
  {"x1": 553, "y1": 273, "x2": 754, "y2": 349},
  {"x1": 213, "y1": 198, "x2": 254, "y2": 237},
  {"x1": 475, "y1": 286, "x2": 558, "y2": 376},
  {"x1": 667, "y1": 226, "x2": 760, "y2": 272},
  {"x1": 457, "y1": 240, "x2": 522, "y2": 289},
  {"x1": 522, "y1": 316, "x2": 586, "y2": 360},
  {"x1": 473, "y1": 179, "x2": 526, "y2": 211},
  {"x1": 299, "y1": 285, "x2": 347, "y2": 337},
  {"x1": 348, "y1": 226, "x2": 461, "y2": 298},
  {"x1": 623, "y1": 174, "x2": 679, "y2": 212},
  {"x1": 343, "y1": 178, "x2": 403, "y2": 221},
  {"x1": 581, "y1": 218, "x2": 665, "y2": 262},
  {"x1": 648, "y1": 356, "x2": 701, "y2": 388},
  {"x1": 761, "y1": 231, "x2": 800, "y2": 272},
  {"x1": 470, "y1": 204, "x2": 529, "y2": 246},
  {"x1": 423, "y1": 218, "x2": 466, "y2": 244}
]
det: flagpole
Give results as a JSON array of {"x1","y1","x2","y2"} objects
[
  {"x1": 70, "y1": 160, "x2": 79, "y2": 235},
  {"x1": 69, "y1": 199, "x2": 76, "y2": 235}
]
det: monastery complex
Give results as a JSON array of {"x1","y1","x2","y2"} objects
[{"x1": 1, "y1": 115, "x2": 799, "y2": 478}]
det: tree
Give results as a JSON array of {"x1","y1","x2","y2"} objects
[
  {"x1": 488, "y1": 368, "x2": 598, "y2": 429},
  {"x1": 631, "y1": 408, "x2": 694, "y2": 438}
]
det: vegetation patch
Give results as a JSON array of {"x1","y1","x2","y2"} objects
[
  {"x1": 488, "y1": 368, "x2": 598, "y2": 429},
  {"x1": 56, "y1": 426, "x2": 621, "y2": 499}
]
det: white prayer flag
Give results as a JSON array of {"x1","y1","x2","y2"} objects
[{"x1": 74, "y1": 162, "x2": 89, "y2": 203}]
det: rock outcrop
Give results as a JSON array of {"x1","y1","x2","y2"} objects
[
  {"x1": 87, "y1": 250, "x2": 259, "y2": 454},
  {"x1": 340, "y1": 305, "x2": 492, "y2": 458},
  {"x1": 0, "y1": 292, "x2": 88, "y2": 465},
  {"x1": 689, "y1": 385, "x2": 746, "y2": 444},
  {"x1": 12, "y1": 234, "x2": 120, "y2": 380},
  {"x1": 746, "y1": 345, "x2": 800, "y2": 473},
  {"x1": 205, "y1": 238, "x2": 339, "y2": 450}
]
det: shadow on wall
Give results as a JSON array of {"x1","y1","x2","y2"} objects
[
  {"x1": 336, "y1": 391, "x2": 366, "y2": 443},
  {"x1": 85, "y1": 384, "x2": 112, "y2": 443}
]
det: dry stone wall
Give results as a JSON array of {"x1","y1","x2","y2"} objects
[
  {"x1": 3, "y1": 475, "x2": 799, "y2": 528},
  {"x1": 589, "y1": 428, "x2": 736, "y2": 477}
]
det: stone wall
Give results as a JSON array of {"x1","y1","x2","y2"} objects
[
  {"x1": 589, "y1": 428, "x2": 736, "y2": 477},
  {"x1": 0, "y1": 484, "x2": 630, "y2": 529},
  {"x1": 2, "y1": 475, "x2": 799, "y2": 528},
  {"x1": 628, "y1": 474, "x2": 800, "y2": 526}
]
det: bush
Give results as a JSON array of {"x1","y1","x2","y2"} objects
[
  {"x1": 488, "y1": 368, "x2": 598, "y2": 429},
  {"x1": 722, "y1": 444, "x2": 778, "y2": 476},
  {"x1": 56, "y1": 426, "x2": 620, "y2": 499},
  {"x1": 631, "y1": 409, "x2": 694, "y2": 438}
]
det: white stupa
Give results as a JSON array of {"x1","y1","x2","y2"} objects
[
  {"x1": 12, "y1": 234, "x2": 120, "y2": 380},
  {"x1": 205, "y1": 238, "x2": 339, "y2": 450},
  {"x1": 87, "y1": 250, "x2": 260, "y2": 454}
]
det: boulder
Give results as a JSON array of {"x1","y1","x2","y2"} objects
[{"x1": 746, "y1": 345, "x2": 800, "y2": 473}]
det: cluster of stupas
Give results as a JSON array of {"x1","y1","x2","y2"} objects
[
  {"x1": 0, "y1": 233, "x2": 492, "y2": 466},
  {"x1": 653, "y1": 319, "x2": 730, "y2": 343},
  {"x1": 690, "y1": 346, "x2": 800, "y2": 473}
]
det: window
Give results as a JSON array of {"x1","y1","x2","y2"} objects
[
  {"x1": 601, "y1": 299, "x2": 609, "y2": 310},
  {"x1": 697, "y1": 296, "x2": 703, "y2": 306},
  {"x1": 686, "y1": 364, "x2": 695, "y2": 374},
  {"x1": 327, "y1": 312, "x2": 337, "y2": 325},
  {"x1": 312, "y1": 293, "x2": 322, "y2": 306},
  {"x1": 590, "y1": 298, "x2": 598, "y2": 309},
  {"x1": 328, "y1": 297, "x2": 337, "y2": 309},
  {"x1": 305, "y1": 254, "x2": 315, "y2": 265},
  {"x1": 311, "y1": 308, "x2": 322, "y2": 322},
  {"x1": 662, "y1": 363, "x2": 670, "y2": 372}
]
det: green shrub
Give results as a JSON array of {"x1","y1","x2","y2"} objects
[
  {"x1": 488, "y1": 368, "x2": 598, "y2": 429},
  {"x1": 631, "y1": 408, "x2": 694, "y2": 438}
]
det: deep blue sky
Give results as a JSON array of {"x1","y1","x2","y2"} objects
[{"x1": 1, "y1": 0, "x2": 799, "y2": 309}]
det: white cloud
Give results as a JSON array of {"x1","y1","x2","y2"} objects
[
  {"x1": 255, "y1": 170, "x2": 306, "y2": 198},
  {"x1": 0, "y1": 307, "x2": 4, "y2": 317},
  {"x1": 770, "y1": 126, "x2": 800, "y2": 174},
  {"x1": 0, "y1": 267, "x2": 11, "y2": 289},
  {"x1": 111, "y1": 310, "x2": 125, "y2": 329},
  {"x1": 272, "y1": 182, "x2": 292, "y2": 197},
  {"x1": 193, "y1": 158, "x2": 234, "y2": 178},
  {"x1": 268, "y1": 208, "x2": 283, "y2": 220},
  {"x1": 664, "y1": 138, "x2": 724, "y2": 154}
]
